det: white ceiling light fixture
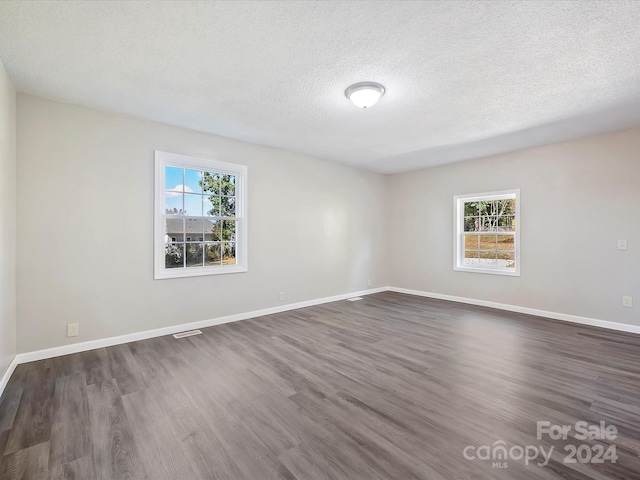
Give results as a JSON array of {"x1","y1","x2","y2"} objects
[{"x1": 345, "y1": 82, "x2": 385, "y2": 109}]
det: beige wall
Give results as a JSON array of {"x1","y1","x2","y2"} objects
[
  {"x1": 13, "y1": 94, "x2": 640, "y2": 354},
  {"x1": 388, "y1": 128, "x2": 640, "y2": 325},
  {"x1": 0, "y1": 60, "x2": 16, "y2": 373},
  {"x1": 16, "y1": 94, "x2": 388, "y2": 352}
]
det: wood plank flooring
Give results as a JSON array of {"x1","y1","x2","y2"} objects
[{"x1": 1, "y1": 291, "x2": 640, "y2": 479}]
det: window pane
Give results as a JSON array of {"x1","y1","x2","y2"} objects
[
  {"x1": 479, "y1": 235, "x2": 497, "y2": 251},
  {"x1": 498, "y1": 215, "x2": 515, "y2": 232},
  {"x1": 165, "y1": 192, "x2": 183, "y2": 215},
  {"x1": 478, "y1": 258, "x2": 497, "y2": 267},
  {"x1": 185, "y1": 169, "x2": 203, "y2": 194},
  {"x1": 184, "y1": 193, "x2": 203, "y2": 216},
  {"x1": 497, "y1": 251, "x2": 516, "y2": 268},
  {"x1": 498, "y1": 235, "x2": 516, "y2": 268},
  {"x1": 464, "y1": 216, "x2": 478, "y2": 232},
  {"x1": 202, "y1": 172, "x2": 221, "y2": 195},
  {"x1": 477, "y1": 200, "x2": 493, "y2": 216},
  {"x1": 165, "y1": 243, "x2": 184, "y2": 268},
  {"x1": 488, "y1": 200, "x2": 498, "y2": 215},
  {"x1": 497, "y1": 250, "x2": 515, "y2": 260},
  {"x1": 204, "y1": 195, "x2": 220, "y2": 217},
  {"x1": 205, "y1": 243, "x2": 221, "y2": 265},
  {"x1": 479, "y1": 216, "x2": 497, "y2": 231},
  {"x1": 479, "y1": 250, "x2": 497, "y2": 259},
  {"x1": 464, "y1": 235, "x2": 479, "y2": 250},
  {"x1": 185, "y1": 218, "x2": 204, "y2": 240},
  {"x1": 165, "y1": 167, "x2": 183, "y2": 192},
  {"x1": 221, "y1": 175, "x2": 236, "y2": 196},
  {"x1": 186, "y1": 243, "x2": 204, "y2": 267},
  {"x1": 222, "y1": 243, "x2": 236, "y2": 265},
  {"x1": 497, "y1": 234, "x2": 515, "y2": 251},
  {"x1": 463, "y1": 249, "x2": 479, "y2": 267},
  {"x1": 222, "y1": 220, "x2": 236, "y2": 241},
  {"x1": 464, "y1": 201, "x2": 478, "y2": 216},
  {"x1": 165, "y1": 218, "x2": 183, "y2": 242},
  {"x1": 205, "y1": 219, "x2": 221, "y2": 241},
  {"x1": 221, "y1": 196, "x2": 236, "y2": 217},
  {"x1": 499, "y1": 198, "x2": 516, "y2": 215}
]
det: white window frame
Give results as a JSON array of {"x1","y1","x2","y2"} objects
[
  {"x1": 453, "y1": 189, "x2": 520, "y2": 276},
  {"x1": 154, "y1": 151, "x2": 248, "y2": 279}
]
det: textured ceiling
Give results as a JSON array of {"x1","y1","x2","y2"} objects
[{"x1": 1, "y1": 1, "x2": 640, "y2": 173}]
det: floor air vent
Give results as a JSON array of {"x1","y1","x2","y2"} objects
[
  {"x1": 347, "y1": 297, "x2": 363, "y2": 302},
  {"x1": 173, "y1": 330, "x2": 203, "y2": 339}
]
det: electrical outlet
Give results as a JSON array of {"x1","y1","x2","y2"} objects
[
  {"x1": 367, "y1": 278, "x2": 372, "y2": 287},
  {"x1": 279, "y1": 291, "x2": 285, "y2": 301},
  {"x1": 67, "y1": 323, "x2": 79, "y2": 337},
  {"x1": 617, "y1": 239, "x2": 628, "y2": 251},
  {"x1": 622, "y1": 296, "x2": 633, "y2": 308}
]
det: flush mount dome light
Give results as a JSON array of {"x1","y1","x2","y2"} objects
[{"x1": 345, "y1": 82, "x2": 385, "y2": 109}]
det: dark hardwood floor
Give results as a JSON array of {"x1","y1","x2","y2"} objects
[{"x1": 1, "y1": 291, "x2": 640, "y2": 479}]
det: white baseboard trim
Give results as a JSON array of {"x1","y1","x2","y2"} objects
[
  {"x1": 388, "y1": 287, "x2": 640, "y2": 335},
  {"x1": 0, "y1": 355, "x2": 19, "y2": 399},
  {"x1": 14, "y1": 287, "x2": 388, "y2": 365}
]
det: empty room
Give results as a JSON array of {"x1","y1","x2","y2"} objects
[{"x1": 1, "y1": 1, "x2": 639, "y2": 479}]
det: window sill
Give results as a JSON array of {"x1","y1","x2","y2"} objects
[
  {"x1": 454, "y1": 266, "x2": 520, "y2": 277},
  {"x1": 155, "y1": 265, "x2": 248, "y2": 280}
]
